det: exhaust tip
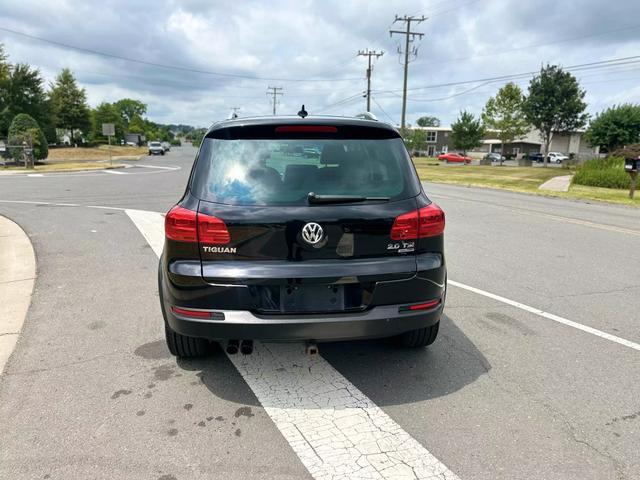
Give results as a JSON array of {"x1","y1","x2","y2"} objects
[
  {"x1": 226, "y1": 339, "x2": 239, "y2": 355},
  {"x1": 240, "y1": 340, "x2": 253, "y2": 355}
]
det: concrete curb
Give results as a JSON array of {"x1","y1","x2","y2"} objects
[{"x1": 0, "y1": 215, "x2": 36, "y2": 375}]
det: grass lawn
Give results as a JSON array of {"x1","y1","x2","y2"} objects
[
  {"x1": 413, "y1": 157, "x2": 640, "y2": 207},
  {"x1": 45, "y1": 145, "x2": 147, "y2": 163}
]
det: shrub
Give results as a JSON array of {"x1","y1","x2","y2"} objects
[
  {"x1": 572, "y1": 157, "x2": 630, "y2": 189},
  {"x1": 8, "y1": 113, "x2": 49, "y2": 161},
  {"x1": 170, "y1": 138, "x2": 182, "y2": 146}
]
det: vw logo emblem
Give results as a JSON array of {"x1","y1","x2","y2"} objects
[{"x1": 301, "y1": 222, "x2": 324, "y2": 245}]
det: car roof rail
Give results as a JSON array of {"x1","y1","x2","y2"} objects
[{"x1": 354, "y1": 112, "x2": 378, "y2": 121}]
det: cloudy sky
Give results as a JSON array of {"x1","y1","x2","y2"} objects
[{"x1": 1, "y1": 0, "x2": 639, "y2": 128}]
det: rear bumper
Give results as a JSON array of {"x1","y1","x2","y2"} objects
[
  {"x1": 159, "y1": 251, "x2": 446, "y2": 341},
  {"x1": 163, "y1": 301, "x2": 442, "y2": 341}
]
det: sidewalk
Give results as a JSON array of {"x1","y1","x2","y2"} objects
[
  {"x1": 0, "y1": 215, "x2": 36, "y2": 374},
  {"x1": 538, "y1": 174, "x2": 573, "y2": 192}
]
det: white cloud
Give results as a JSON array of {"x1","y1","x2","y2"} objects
[{"x1": 0, "y1": 0, "x2": 639, "y2": 127}]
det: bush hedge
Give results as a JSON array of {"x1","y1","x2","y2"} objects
[
  {"x1": 572, "y1": 157, "x2": 630, "y2": 189},
  {"x1": 8, "y1": 113, "x2": 49, "y2": 161}
]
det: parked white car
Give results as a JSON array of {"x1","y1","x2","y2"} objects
[{"x1": 547, "y1": 152, "x2": 569, "y2": 164}]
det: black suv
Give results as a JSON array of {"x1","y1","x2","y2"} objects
[{"x1": 159, "y1": 115, "x2": 446, "y2": 357}]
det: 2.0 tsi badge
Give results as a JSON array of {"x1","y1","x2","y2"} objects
[{"x1": 301, "y1": 222, "x2": 324, "y2": 246}]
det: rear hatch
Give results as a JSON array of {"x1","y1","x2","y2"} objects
[{"x1": 187, "y1": 120, "x2": 430, "y2": 314}]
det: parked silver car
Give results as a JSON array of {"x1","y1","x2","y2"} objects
[{"x1": 148, "y1": 141, "x2": 165, "y2": 156}]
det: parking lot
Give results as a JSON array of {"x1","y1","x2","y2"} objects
[{"x1": 1, "y1": 145, "x2": 639, "y2": 480}]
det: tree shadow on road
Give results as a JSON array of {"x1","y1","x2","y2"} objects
[{"x1": 176, "y1": 314, "x2": 489, "y2": 408}]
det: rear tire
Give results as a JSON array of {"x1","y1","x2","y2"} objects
[
  {"x1": 158, "y1": 258, "x2": 210, "y2": 358},
  {"x1": 397, "y1": 321, "x2": 439, "y2": 348},
  {"x1": 164, "y1": 321, "x2": 210, "y2": 358}
]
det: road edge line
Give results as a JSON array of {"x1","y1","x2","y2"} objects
[
  {"x1": 448, "y1": 279, "x2": 640, "y2": 352},
  {"x1": 0, "y1": 215, "x2": 36, "y2": 375}
]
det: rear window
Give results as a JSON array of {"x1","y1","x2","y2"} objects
[{"x1": 191, "y1": 137, "x2": 420, "y2": 206}]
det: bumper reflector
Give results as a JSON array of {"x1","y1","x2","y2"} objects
[
  {"x1": 399, "y1": 299, "x2": 441, "y2": 312},
  {"x1": 171, "y1": 306, "x2": 214, "y2": 319}
]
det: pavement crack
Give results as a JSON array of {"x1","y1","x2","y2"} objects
[{"x1": 292, "y1": 423, "x2": 324, "y2": 465}]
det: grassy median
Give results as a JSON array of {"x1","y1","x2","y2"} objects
[
  {"x1": 46, "y1": 145, "x2": 147, "y2": 162},
  {"x1": 413, "y1": 157, "x2": 640, "y2": 207}
]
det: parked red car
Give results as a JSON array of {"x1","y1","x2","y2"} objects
[{"x1": 438, "y1": 152, "x2": 471, "y2": 164}]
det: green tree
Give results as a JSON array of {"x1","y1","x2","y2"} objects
[
  {"x1": 0, "y1": 63, "x2": 53, "y2": 140},
  {"x1": 127, "y1": 114, "x2": 146, "y2": 134},
  {"x1": 115, "y1": 98, "x2": 147, "y2": 126},
  {"x1": 49, "y1": 68, "x2": 91, "y2": 144},
  {"x1": 482, "y1": 82, "x2": 529, "y2": 165},
  {"x1": 8, "y1": 113, "x2": 48, "y2": 164},
  {"x1": 416, "y1": 116, "x2": 441, "y2": 127},
  {"x1": 401, "y1": 128, "x2": 427, "y2": 154},
  {"x1": 90, "y1": 102, "x2": 124, "y2": 142},
  {"x1": 451, "y1": 111, "x2": 485, "y2": 155},
  {"x1": 584, "y1": 104, "x2": 640, "y2": 152},
  {"x1": 523, "y1": 65, "x2": 588, "y2": 166}
]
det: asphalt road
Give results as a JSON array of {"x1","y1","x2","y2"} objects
[{"x1": 1, "y1": 146, "x2": 639, "y2": 480}]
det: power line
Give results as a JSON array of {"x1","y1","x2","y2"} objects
[
  {"x1": 357, "y1": 49, "x2": 384, "y2": 112},
  {"x1": 0, "y1": 25, "x2": 362, "y2": 83},
  {"x1": 390, "y1": 15, "x2": 426, "y2": 129},
  {"x1": 266, "y1": 86, "x2": 283, "y2": 115},
  {"x1": 316, "y1": 92, "x2": 366, "y2": 114},
  {"x1": 371, "y1": 97, "x2": 396, "y2": 125},
  {"x1": 373, "y1": 55, "x2": 640, "y2": 93}
]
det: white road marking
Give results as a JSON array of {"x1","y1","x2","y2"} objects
[
  {"x1": 102, "y1": 169, "x2": 127, "y2": 175},
  {"x1": 85, "y1": 205, "x2": 126, "y2": 211},
  {"x1": 0, "y1": 165, "x2": 181, "y2": 179},
  {"x1": 0, "y1": 200, "x2": 124, "y2": 210},
  {"x1": 125, "y1": 209, "x2": 461, "y2": 480},
  {"x1": 135, "y1": 164, "x2": 180, "y2": 170},
  {"x1": 229, "y1": 343, "x2": 460, "y2": 480},
  {"x1": 124, "y1": 209, "x2": 165, "y2": 258},
  {"x1": 26, "y1": 174, "x2": 43, "y2": 177},
  {"x1": 448, "y1": 280, "x2": 640, "y2": 352}
]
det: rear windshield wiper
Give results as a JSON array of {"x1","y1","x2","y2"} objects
[{"x1": 307, "y1": 192, "x2": 390, "y2": 204}]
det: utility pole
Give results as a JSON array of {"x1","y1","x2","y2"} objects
[
  {"x1": 390, "y1": 15, "x2": 426, "y2": 129},
  {"x1": 266, "y1": 86, "x2": 283, "y2": 115},
  {"x1": 357, "y1": 50, "x2": 384, "y2": 112}
]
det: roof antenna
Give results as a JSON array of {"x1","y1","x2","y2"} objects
[{"x1": 297, "y1": 105, "x2": 308, "y2": 118}]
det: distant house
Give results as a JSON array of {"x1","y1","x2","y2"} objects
[
  {"x1": 125, "y1": 133, "x2": 146, "y2": 146},
  {"x1": 412, "y1": 126, "x2": 598, "y2": 160},
  {"x1": 412, "y1": 126, "x2": 452, "y2": 157}
]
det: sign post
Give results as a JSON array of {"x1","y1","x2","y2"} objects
[
  {"x1": 102, "y1": 123, "x2": 115, "y2": 167},
  {"x1": 624, "y1": 156, "x2": 639, "y2": 199}
]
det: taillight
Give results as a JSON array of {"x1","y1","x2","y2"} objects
[
  {"x1": 165, "y1": 206, "x2": 197, "y2": 242},
  {"x1": 275, "y1": 125, "x2": 337, "y2": 133},
  {"x1": 390, "y1": 203, "x2": 445, "y2": 240},
  {"x1": 165, "y1": 206, "x2": 230, "y2": 245},
  {"x1": 198, "y1": 213, "x2": 230, "y2": 244}
]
